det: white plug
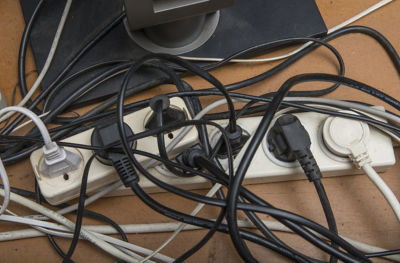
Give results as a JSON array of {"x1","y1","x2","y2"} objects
[
  {"x1": 322, "y1": 114, "x2": 371, "y2": 168},
  {"x1": 322, "y1": 114, "x2": 400, "y2": 222},
  {"x1": 39, "y1": 142, "x2": 81, "y2": 177},
  {"x1": 0, "y1": 106, "x2": 82, "y2": 178}
]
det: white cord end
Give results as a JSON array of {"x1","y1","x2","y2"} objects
[
  {"x1": 348, "y1": 143, "x2": 371, "y2": 169},
  {"x1": 323, "y1": 115, "x2": 400, "y2": 222},
  {"x1": 322, "y1": 113, "x2": 371, "y2": 168},
  {"x1": 39, "y1": 142, "x2": 81, "y2": 177}
]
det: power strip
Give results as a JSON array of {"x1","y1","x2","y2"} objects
[
  {"x1": 109, "y1": 109, "x2": 396, "y2": 197},
  {"x1": 30, "y1": 97, "x2": 198, "y2": 205},
  {"x1": 30, "y1": 104, "x2": 396, "y2": 203}
]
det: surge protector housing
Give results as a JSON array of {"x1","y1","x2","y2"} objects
[
  {"x1": 31, "y1": 106, "x2": 396, "y2": 202},
  {"x1": 110, "y1": 110, "x2": 396, "y2": 197},
  {"x1": 30, "y1": 97, "x2": 198, "y2": 205}
]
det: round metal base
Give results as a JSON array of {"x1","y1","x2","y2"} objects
[{"x1": 124, "y1": 12, "x2": 220, "y2": 55}]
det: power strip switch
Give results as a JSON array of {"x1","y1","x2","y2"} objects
[{"x1": 30, "y1": 97, "x2": 198, "y2": 205}]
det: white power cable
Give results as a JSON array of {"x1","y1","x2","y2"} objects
[
  {"x1": 1, "y1": 98, "x2": 397, "y2": 261},
  {"x1": 362, "y1": 164, "x2": 400, "y2": 222},
  {"x1": 0, "y1": 106, "x2": 52, "y2": 145},
  {"x1": 11, "y1": 112, "x2": 49, "y2": 133},
  {"x1": 322, "y1": 115, "x2": 400, "y2": 222},
  {"x1": 0, "y1": 106, "x2": 81, "y2": 177},
  {"x1": 0, "y1": 159, "x2": 9, "y2": 216},
  {"x1": 0, "y1": 189, "x2": 139, "y2": 263},
  {"x1": 15, "y1": 96, "x2": 398, "y2": 261},
  {"x1": 0, "y1": 213, "x2": 169, "y2": 262},
  {"x1": 285, "y1": 97, "x2": 400, "y2": 125},
  {"x1": 0, "y1": 0, "x2": 72, "y2": 123},
  {"x1": 1, "y1": 217, "x2": 399, "y2": 262},
  {"x1": 0, "y1": 106, "x2": 56, "y2": 216},
  {"x1": 0, "y1": 0, "x2": 394, "y2": 260},
  {"x1": 24, "y1": 97, "x2": 400, "y2": 259},
  {"x1": 328, "y1": 0, "x2": 393, "y2": 33},
  {"x1": 180, "y1": 0, "x2": 392, "y2": 63}
]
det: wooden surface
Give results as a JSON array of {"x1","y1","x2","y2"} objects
[{"x1": 0, "y1": 0, "x2": 399, "y2": 262}]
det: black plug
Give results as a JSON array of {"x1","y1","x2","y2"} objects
[
  {"x1": 267, "y1": 114, "x2": 320, "y2": 182},
  {"x1": 269, "y1": 115, "x2": 343, "y2": 263},
  {"x1": 177, "y1": 144, "x2": 204, "y2": 169},
  {"x1": 91, "y1": 122, "x2": 139, "y2": 187},
  {"x1": 175, "y1": 144, "x2": 204, "y2": 176},
  {"x1": 145, "y1": 95, "x2": 186, "y2": 132},
  {"x1": 216, "y1": 125, "x2": 249, "y2": 159}
]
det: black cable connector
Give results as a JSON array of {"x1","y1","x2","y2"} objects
[
  {"x1": 268, "y1": 114, "x2": 339, "y2": 263},
  {"x1": 216, "y1": 125, "x2": 249, "y2": 158},
  {"x1": 91, "y1": 122, "x2": 139, "y2": 187},
  {"x1": 145, "y1": 95, "x2": 186, "y2": 131},
  {"x1": 175, "y1": 144, "x2": 205, "y2": 175},
  {"x1": 268, "y1": 114, "x2": 321, "y2": 182}
]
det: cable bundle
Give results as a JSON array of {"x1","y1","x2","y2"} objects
[{"x1": 0, "y1": 1, "x2": 399, "y2": 262}]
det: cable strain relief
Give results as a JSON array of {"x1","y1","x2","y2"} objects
[
  {"x1": 112, "y1": 157, "x2": 139, "y2": 187},
  {"x1": 149, "y1": 95, "x2": 170, "y2": 112},
  {"x1": 176, "y1": 144, "x2": 205, "y2": 170},
  {"x1": 294, "y1": 149, "x2": 321, "y2": 182},
  {"x1": 42, "y1": 143, "x2": 66, "y2": 165},
  {"x1": 349, "y1": 143, "x2": 372, "y2": 169}
]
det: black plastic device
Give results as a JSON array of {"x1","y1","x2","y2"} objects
[{"x1": 19, "y1": 0, "x2": 327, "y2": 108}]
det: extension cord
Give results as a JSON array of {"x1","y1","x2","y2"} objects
[
  {"x1": 30, "y1": 104, "x2": 396, "y2": 203},
  {"x1": 109, "y1": 108, "x2": 396, "y2": 197},
  {"x1": 30, "y1": 97, "x2": 198, "y2": 205}
]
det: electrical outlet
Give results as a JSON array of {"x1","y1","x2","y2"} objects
[
  {"x1": 109, "y1": 108, "x2": 396, "y2": 197},
  {"x1": 30, "y1": 97, "x2": 198, "y2": 205}
]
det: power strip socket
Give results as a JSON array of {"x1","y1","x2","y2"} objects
[
  {"x1": 109, "y1": 109, "x2": 396, "y2": 197},
  {"x1": 30, "y1": 97, "x2": 198, "y2": 205}
]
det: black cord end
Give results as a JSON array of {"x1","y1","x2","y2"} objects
[
  {"x1": 91, "y1": 122, "x2": 139, "y2": 186},
  {"x1": 149, "y1": 95, "x2": 170, "y2": 112},
  {"x1": 175, "y1": 144, "x2": 204, "y2": 174},
  {"x1": 145, "y1": 95, "x2": 186, "y2": 131},
  {"x1": 112, "y1": 157, "x2": 139, "y2": 187},
  {"x1": 268, "y1": 114, "x2": 321, "y2": 182},
  {"x1": 217, "y1": 125, "x2": 249, "y2": 158}
]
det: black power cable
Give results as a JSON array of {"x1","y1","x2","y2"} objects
[
  {"x1": 4, "y1": 11, "x2": 127, "y2": 134},
  {"x1": 17, "y1": 0, "x2": 45, "y2": 103},
  {"x1": 4, "y1": 117, "x2": 386, "y2": 262},
  {"x1": 2, "y1": 88, "x2": 400, "y2": 166},
  {"x1": 114, "y1": 107, "x2": 368, "y2": 262},
  {"x1": 268, "y1": 114, "x2": 339, "y2": 263},
  {"x1": 34, "y1": 180, "x2": 71, "y2": 261},
  {"x1": 4, "y1": 5, "x2": 400, "y2": 260},
  {"x1": 42, "y1": 60, "x2": 129, "y2": 111},
  {"x1": 222, "y1": 26, "x2": 399, "y2": 93},
  {"x1": 366, "y1": 249, "x2": 400, "y2": 258},
  {"x1": 225, "y1": 73, "x2": 398, "y2": 263},
  {"x1": 6, "y1": 24, "x2": 398, "y2": 138},
  {"x1": 63, "y1": 154, "x2": 96, "y2": 262}
]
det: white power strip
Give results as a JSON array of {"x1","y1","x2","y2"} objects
[
  {"x1": 30, "y1": 97, "x2": 198, "y2": 205},
  {"x1": 109, "y1": 109, "x2": 396, "y2": 197},
  {"x1": 30, "y1": 104, "x2": 396, "y2": 204}
]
